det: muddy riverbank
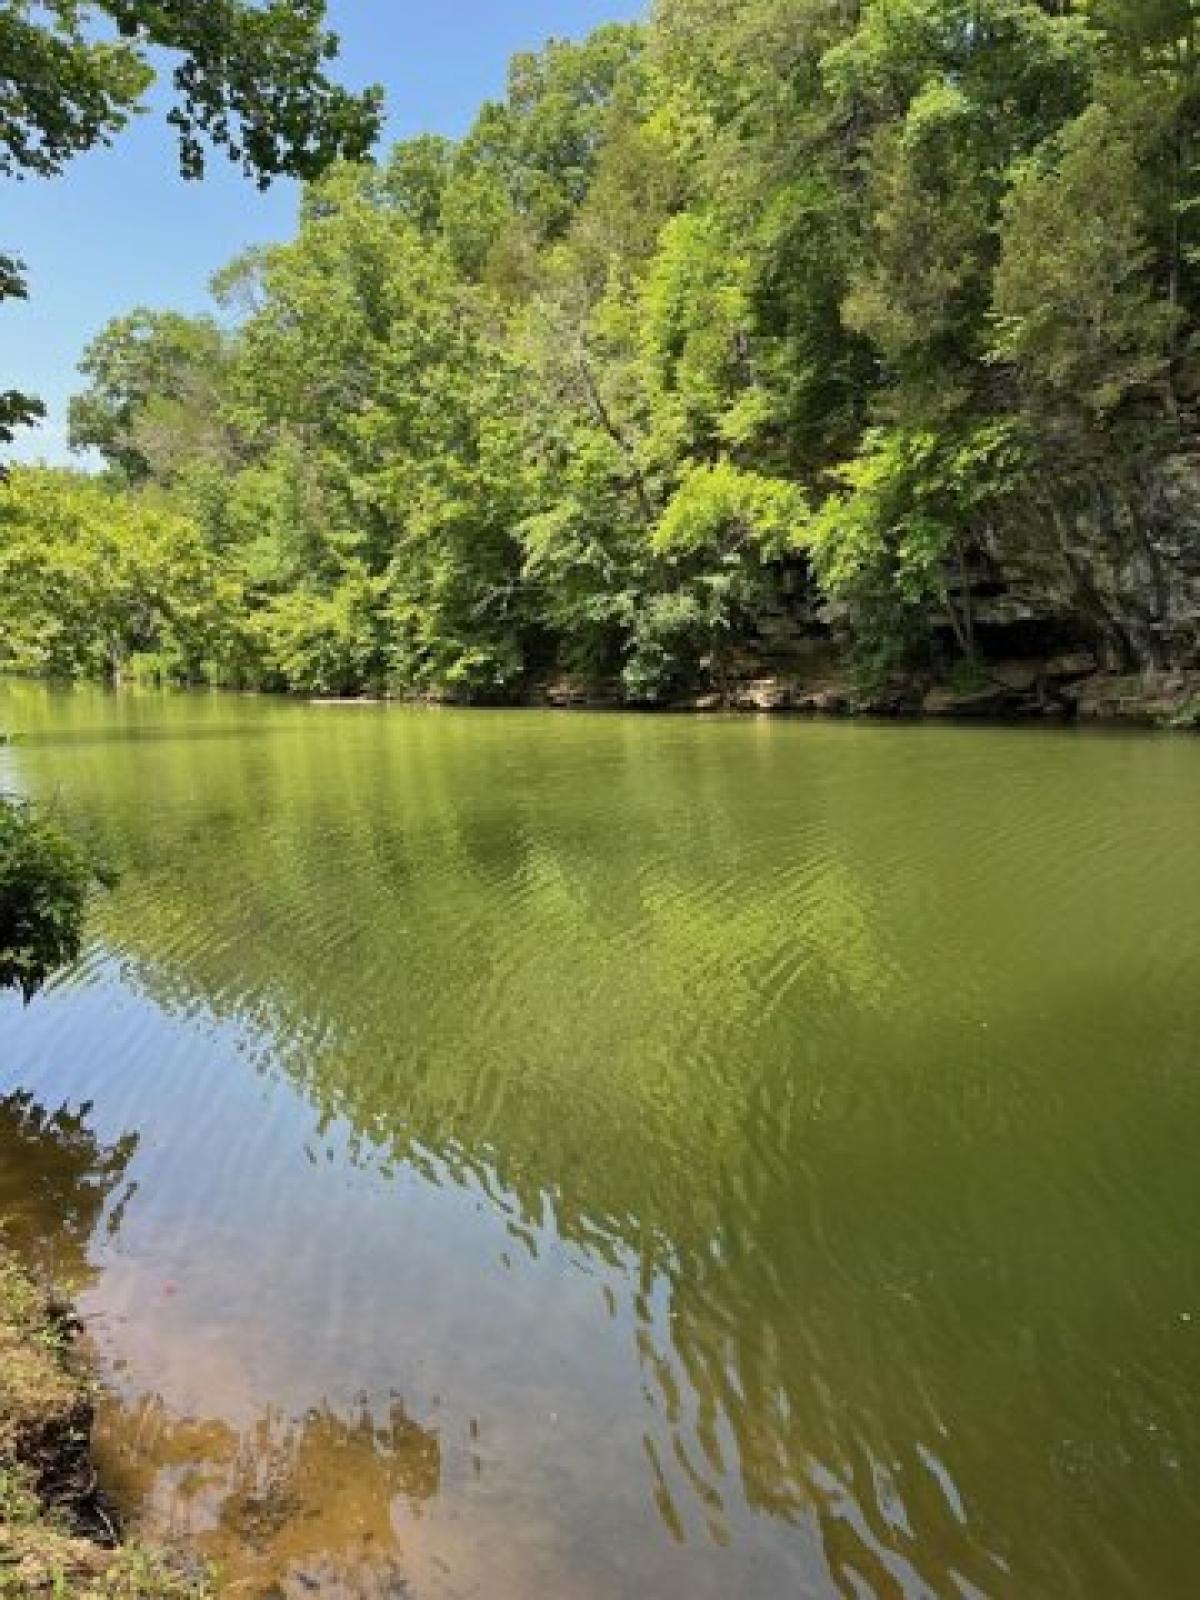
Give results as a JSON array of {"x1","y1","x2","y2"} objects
[{"x1": 0, "y1": 1246, "x2": 209, "y2": 1598}]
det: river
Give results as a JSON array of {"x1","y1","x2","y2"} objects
[{"x1": 2, "y1": 681, "x2": 1199, "y2": 1598}]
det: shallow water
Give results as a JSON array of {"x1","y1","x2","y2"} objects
[{"x1": 2, "y1": 681, "x2": 1200, "y2": 1597}]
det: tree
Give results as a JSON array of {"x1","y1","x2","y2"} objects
[
  {"x1": 68, "y1": 309, "x2": 233, "y2": 482},
  {"x1": 0, "y1": 468, "x2": 244, "y2": 683},
  {"x1": 454, "y1": 24, "x2": 645, "y2": 244},
  {"x1": 992, "y1": 104, "x2": 1177, "y2": 416},
  {"x1": 14, "y1": 2, "x2": 1200, "y2": 701}
]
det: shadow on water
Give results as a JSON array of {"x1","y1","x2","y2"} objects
[
  {"x1": 3, "y1": 680, "x2": 1200, "y2": 1596},
  {"x1": 0, "y1": 1089, "x2": 138, "y2": 1279}
]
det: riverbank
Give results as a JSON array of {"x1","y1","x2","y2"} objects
[
  {"x1": 0, "y1": 1247, "x2": 209, "y2": 1598},
  {"x1": 529, "y1": 661, "x2": 1200, "y2": 726},
  {"x1": 6, "y1": 656, "x2": 1200, "y2": 730}
]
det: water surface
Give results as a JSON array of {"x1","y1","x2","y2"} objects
[{"x1": 2, "y1": 682, "x2": 1199, "y2": 1597}]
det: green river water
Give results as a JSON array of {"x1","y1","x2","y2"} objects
[{"x1": 2, "y1": 681, "x2": 1200, "y2": 1598}]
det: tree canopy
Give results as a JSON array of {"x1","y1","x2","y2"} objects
[{"x1": 5, "y1": 0, "x2": 1200, "y2": 699}]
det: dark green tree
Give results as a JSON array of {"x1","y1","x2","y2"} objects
[{"x1": 0, "y1": 799, "x2": 94, "y2": 1000}]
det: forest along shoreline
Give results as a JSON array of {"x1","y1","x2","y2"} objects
[
  {"x1": 0, "y1": 1245, "x2": 211, "y2": 1598},
  {"x1": 7, "y1": 7, "x2": 1200, "y2": 723}
]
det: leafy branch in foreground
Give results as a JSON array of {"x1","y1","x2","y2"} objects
[
  {"x1": 0, "y1": 798, "x2": 97, "y2": 1000},
  {"x1": 0, "y1": 0, "x2": 382, "y2": 186},
  {"x1": 0, "y1": 255, "x2": 44, "y2": 475},
  {"x1": 1, "y1": 0, "x2": 384, "y2": 457}
]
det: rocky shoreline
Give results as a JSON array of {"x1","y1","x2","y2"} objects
[
  {"x1": 529, "y1": 661, "x2": 1200, "y2": 728},
  {"x1": 307, "y1": 661, "x2": 1200, "y2": 725}
]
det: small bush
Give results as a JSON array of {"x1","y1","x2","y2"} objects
[{"x1": 0, "y1": 800, "x2": 93, "y2": 1000}]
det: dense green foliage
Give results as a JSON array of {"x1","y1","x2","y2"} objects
[
  {"x1": 0, "y1": 799, "x2": 92, "y2": 999},
  {"x1": 9, "y1": 0, "x2": 1200, "y2": 696}
]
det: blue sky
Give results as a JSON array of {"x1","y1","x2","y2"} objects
[{"x1": 4, "y1": 1, "x2": 645, "y2": 465}]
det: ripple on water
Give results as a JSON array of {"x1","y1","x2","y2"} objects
[{"x1": 2, "y1": 689, "x2": 1200, "y2": 1596}]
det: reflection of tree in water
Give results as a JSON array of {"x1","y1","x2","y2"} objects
[
  {"x1": 98, "y1": 1393, "x2": 440, "y2": 1599},
  {"x1": 0, "y1": 1090, "x2": 137, "y2": 1276},
  {"x1": 631, "y1": 1226, "x2": 991, "y2": 1596},
  {"x1": 629, "y1": 1095, "x2": 1200, "y2": 1600},
  {"x1": 15, "y1": 700, "x2": 1200, "y2": 1595}
]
